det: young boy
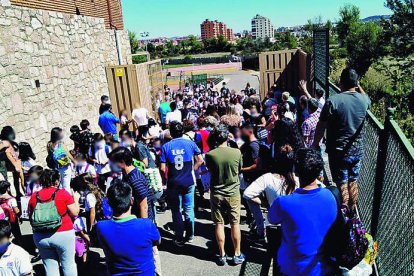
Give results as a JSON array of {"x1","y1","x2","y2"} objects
[
  {"x1": 0, "y1": 220, "x2": 32, "y2": 275},
  {"x1": 0, "y1": 181, "x2": 21, "y2": 245}
]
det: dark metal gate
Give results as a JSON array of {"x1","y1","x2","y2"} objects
[{"x1": 313, "y1": 29, "x2": 330, "y2": 97}]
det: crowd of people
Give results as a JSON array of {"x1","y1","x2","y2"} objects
[{"x1": 0, "y1": 67, "x2": 372, "y2": 275}]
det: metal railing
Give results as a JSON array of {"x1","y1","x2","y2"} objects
[{"x1": 329, "y1": 82, "x2": 414, "y2": 276}]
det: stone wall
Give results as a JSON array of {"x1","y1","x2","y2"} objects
[{"x1": 0, "y1": 3, "x2": 131, "y2": 163}]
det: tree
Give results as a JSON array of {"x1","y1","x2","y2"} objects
[
  {"x1": 279, "y1": 32, "x2": 298, "y2": 49},
  {"x1": 380, "y1": 0, "x2": 414, "y2": 120},
  {"x1": 345, "y1": 22, "x2": 383, "y2": 76},
  {"x1": 128, "y1": 31, "x2": 140, "y2": 54},
  {"x1": 336, "y1": 4, "x2": 360, "y2": 46},
  {"x1": 383, "y1": 0, "x2": 414, "y2": 58}
]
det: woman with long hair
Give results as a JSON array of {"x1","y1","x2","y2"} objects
[
  {"x1": 270, "y1": 117, "x2": 305, "y2": 157},
  {"x1": 243, "y1": 144, "x2": 299, "y2": 242},
  {"x1": 47, "y1": 127, "x2": 75, "y2": 193},
  {"x1": 1, "y1": 126, "x2": 25, "y2": 198},
  {"x1": 80, "y1": 173, "x2": 105, "y2": 233},
  {"x1": 28, "y1": 169, "x2": 80, "y2": 276}
]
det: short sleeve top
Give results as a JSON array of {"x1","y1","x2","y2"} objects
[{"x1": 29, "y1": 187, "x2": 75, "y2": 232}]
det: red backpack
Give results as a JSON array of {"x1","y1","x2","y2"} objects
[{"x1": 0, "y1": 198, "x2": 17, "y2": 223}]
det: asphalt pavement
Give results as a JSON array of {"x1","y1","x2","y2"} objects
[{"x1": 19, "y1": 192, "x2": 272, "y2": 276}]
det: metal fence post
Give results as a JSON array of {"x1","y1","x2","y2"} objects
[{"x1": 370, "y1": 107, "x2": 394, "y2": 238}]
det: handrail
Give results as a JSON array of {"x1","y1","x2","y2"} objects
[{"x1": 387, "y1": 113, "x2": 414, "y2": 161}]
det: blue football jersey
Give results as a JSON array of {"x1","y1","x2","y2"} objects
[{"x1": 160, "y1": 138, "x2": 201, "y2": 188}]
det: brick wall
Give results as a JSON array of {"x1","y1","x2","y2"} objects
[{"x1": 10, "y1": 0, "x2": 123, "y2": 29}]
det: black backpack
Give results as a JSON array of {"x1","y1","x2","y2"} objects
[{"x1": 252, "y1": 141, "x2": 272, "y2": 173}]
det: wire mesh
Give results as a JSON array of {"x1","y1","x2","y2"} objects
[
  {"x1": 357, "y1": 114, "x2": 381, "y2": 233},
  {"x1": 375, "y1": 130, "x2": 414, "y2": 275}
]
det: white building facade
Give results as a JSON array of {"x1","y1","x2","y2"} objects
[{"x1": 251, "y1": 14, "x2": 274, "y2": 40}]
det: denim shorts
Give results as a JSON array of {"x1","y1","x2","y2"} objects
[{"x1": 329, "y1": 152, "x2": 362, "y2": 185}]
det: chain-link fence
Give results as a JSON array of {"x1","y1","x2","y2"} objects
[
  {"x1": 328, "y1": 82, "x2": 414, "y2": 275},
  {"x1": 374, "y1": 121, "x2": 414, "y2": 275}
]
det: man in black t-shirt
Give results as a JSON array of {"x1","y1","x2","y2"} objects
[{"x1": 220, "y1": 82, "x2": 230, "y2": 98}]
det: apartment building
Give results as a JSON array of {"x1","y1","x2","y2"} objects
[
  {"x1": 251, "y1": 14, "x2": 274, "y2": 40},
  {"x1": 200, "y1": 19, "x2": 234, "y2": 41}
]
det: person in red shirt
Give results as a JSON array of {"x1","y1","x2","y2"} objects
[{"x1": 28, "y1": 169, "x2": 80, "y2": 276}]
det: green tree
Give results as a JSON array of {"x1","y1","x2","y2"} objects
[
  {"x1": 128, "y1": 31, "x2": 140, "y2": 54},
  {"x1": 281, "y1": 32, "x2": 298, "y2": 49},
  {"x1": 345, "y1": 21, "x2": 383, "y2": 76},
  {"x1": 336, "y1": 4, "x2": 360, "y2": 47},
  {"x1": 380, "y1": 0, "x2": 414, "y2": 140}
]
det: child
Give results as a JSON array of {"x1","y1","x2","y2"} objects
[
  {"x1": 18, "y1": 142, "x2": 37, "y2": 179},
  {"x1": 0, "y1": 221, "x2": 32, "y2": 275},
  {"x1": 80, "y1": 174, "x2": 110, "y2": 233},
  {"x1": 105, "y1": 162, "x2": 123, "y2": 193},
  {"x1": 73, "y1": 216, "x2": 90, "y2": 265},
  {"x1": 25, "y1": 165, "x2": 43, "y2": 196},
  {"x1": 119, "y1": 109, "x2": 131, "y2": 131},
  {"x1": 0, "y1": 181, "x2": 21, "y2": 244},
  {"x1": 70, "y1": 125, "x2": 82, "y2": 154},
  {"x1": 74, "y1": 153, "x2": 96, "y2": 178},
  {"x1": 89, "y1": 133, "x2": 111, "y2": 192}
]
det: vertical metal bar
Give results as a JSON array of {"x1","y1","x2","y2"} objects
[
  {"x1": 370, "y1": 108, "x2": 394, "y2": 238},
  {"x1": 325, "y1": 29, "x2": 330, "y2": 97}
]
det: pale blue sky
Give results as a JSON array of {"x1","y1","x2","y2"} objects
[{"x1": 122, "y1": 0, "x2": 391, "y2": 38}]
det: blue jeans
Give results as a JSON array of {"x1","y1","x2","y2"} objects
[
  {"x1": 247, "y1": 200, "x2": 265, "y2": 236},
  {"x1": 329, "y1": 151, "x2": 362, "y2": 185},
  {"x1": 33, "y1": 230, "x2": 77, "y2": 276},
  {"x1": 57, "y1": 166, "x2": 72, "y2": 194},
  {"x1": 167, "y1": 185, "x2": 195, "y2": 240}
]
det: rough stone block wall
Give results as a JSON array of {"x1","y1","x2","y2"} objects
[{"x1": 0, "y1": 3, "x2": 131, "y2": 163}]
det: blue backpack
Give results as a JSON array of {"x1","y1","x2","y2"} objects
[{"x1": 101, "y1": 196, "x2": 113, "y2": 220}]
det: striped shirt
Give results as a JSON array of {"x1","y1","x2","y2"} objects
[{"x1": 123, "y1": 168, "x2": 154, "y2": 221}]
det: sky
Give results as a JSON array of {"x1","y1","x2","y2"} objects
[{"x1": 122, "y1": 0, "x2": 392, "y2": 39}]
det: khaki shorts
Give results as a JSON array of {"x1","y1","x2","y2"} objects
[{"x1": 210, "y1": 193, "x2": 241, "y2": 225}]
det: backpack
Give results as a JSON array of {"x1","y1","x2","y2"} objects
[
  {"x1": 101, "y1": 196, "x2": 113, "y2": 220},
  {"x1": 52, "y1": 144, "x2": 71, "y2": 168},
  {"x1": 133, "y1": 159, "x2": 146, "y2": 173},
  {"x1": 253, "y1": 141, "x2": 272, "y2": 173},
  {"x1": 30, "y1": 190, "x2": 62, "y2": 232},
  {"x1": 0, "y1": 198, "x2": 17, "y2": 223},
  {"x1": 46, "y1": 153, "x2": 55, "y2": 169},
  {"x1": 326, "y1": 186, "x2": 369, "y2": 269}
]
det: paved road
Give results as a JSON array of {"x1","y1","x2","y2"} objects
[
  {"x1": 20, "y1": 193, "x2": 272, "y2": 276},
  {"x1": 222, "y1": 71, "x2": 260, "y2": 94}
]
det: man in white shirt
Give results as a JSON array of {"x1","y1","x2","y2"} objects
[
  {"x1": 165, "y1": 102, "x2": 182, "y2": 125},
  {"x1": 132, "y1": 105, "x2": 150, "y2": 137},
  {"x1": 0, "y1": 221, "x2": 32, "y2": 276}
]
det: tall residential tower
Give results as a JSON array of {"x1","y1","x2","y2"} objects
[{"x1": 251, "y1": 14, "x2": 274, "y2": 40}]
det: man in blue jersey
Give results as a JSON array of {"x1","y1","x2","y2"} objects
[{"x1": 160, "y1": 121, "x2": 203, "y2": 246}]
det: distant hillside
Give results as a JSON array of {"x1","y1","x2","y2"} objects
[{"x1": 362, "y1": 15, "x2": 391, "y2": 22}]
